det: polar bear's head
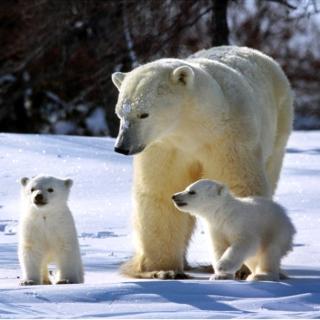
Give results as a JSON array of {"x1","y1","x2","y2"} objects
[
  {"x1": 20, "y1": 175, "x2": 73, "y2": 210},
  {"x1": 112, "y1": 60, "x2": 195, "y2": 155},
  {"x1": 172, "y1": 179, "x2": 228, "y2": 217}
]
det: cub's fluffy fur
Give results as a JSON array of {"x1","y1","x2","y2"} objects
[
  {"x1": 18, "y1": 175, "x2": 84, "y2": 285},
  {"x1": 173, "y1": 179, "x2": 295, "y2": 281}
]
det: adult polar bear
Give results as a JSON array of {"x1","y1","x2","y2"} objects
[{"x1": 112, "y1": 46, "x2": 293, "y2": 279}]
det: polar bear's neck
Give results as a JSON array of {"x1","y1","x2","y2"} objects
[
  {"x1": 164, "y1": 67, "x2": 229, "y2": 153},
  {"x1": 24, "y1": 203, "x2": 70, "y2": 217}
]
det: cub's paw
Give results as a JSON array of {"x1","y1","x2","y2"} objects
[
  {"x1": 210, "y1": 273, "x2": 234, "y2": 280},
  {"x1": 56, "y1": 279, "x2": 70, "y2": 285},
  {"x1": 152, "y1": 271, "x2": 192, "y2": 280},
  {"x1": 20, "y1": 279, "x2": 38, "y2": 286},
  {"x1": 216, "y1": 259, "x2": 235, "y2": 274}
]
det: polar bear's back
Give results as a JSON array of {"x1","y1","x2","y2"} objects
[
  {"x1": 188, "y1": 46, "x2": 291, "y2": 101},
  {"x1": 188, "y1": 46, "x2": 293, "y2": 167},
  {"x1": 188, "y1": 45, "x2": 250, "y2": 61},
  {"x1": 189, "y1": 46, "x2": 280, "y2": 75}
]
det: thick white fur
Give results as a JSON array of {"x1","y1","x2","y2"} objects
[
  {"x1": 18, "y1": 175, "x2": 84, "y2": 285},
  {"x1": 112, "y1": 46, "x2": 294, "y2": 278},
  {"x1": 173, "y1": 179, "x2": 296, "y2": 281}
]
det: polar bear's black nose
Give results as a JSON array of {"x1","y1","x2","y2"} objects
[
  {"x1": 114, "y1": 147, "x2": 130, "y2": 155},
  {"x1": 172, "y1": 195, "x2": 178, "y2": 200},
  {"x1": 35, "y1": 194, "x2": 44, "y2": 202}
]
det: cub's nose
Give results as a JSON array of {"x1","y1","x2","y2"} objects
[
  {"x1": 172, "y1": 194, "x2": 187, "y2": 207},
  {"x1": 35, "y1": 194, "x2": 44, "y2": 202}
]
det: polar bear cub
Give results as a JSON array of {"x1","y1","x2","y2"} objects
[
  {"x1": 18, "y1": 175, "x2": 84, "y2": 285},
  {"x1": 172, "y1": 179, "x2": 295, "y2": 281}
]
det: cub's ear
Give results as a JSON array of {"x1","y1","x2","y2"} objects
[
  {"x1": 64, "y1": 179, "x2": 73, "y2": 188},
  {"x1": 217, "y1": 184, "x2": 227, "y2": 197},
  {"x1": 20, "y1": 177, "x2": 29, "y2": 187},
  {"x1": 171, "y1": 66, "x2": 194, "y2": 87},
  {"x1": 112, "y1": 72, "x2": 126, "y2": 90}
]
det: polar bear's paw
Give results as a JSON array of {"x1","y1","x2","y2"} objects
[
  {"x1": 20, "y1": 279, "x2": 38, "y2": 286},
  {"x1": 56, "y1": 279, "x2": 70, "y2": 284},
  {"x1": 152, "y1": 270, "x2": 191, "y2": 280},
  {"x1": 210, "y1": 273, "x2": 234, "y2": 280},
  {"x1": 235, "y1": 264, "x2": 251, "y2": 280},
  {"x1": 216, "y1": 259, "x2": 235, "y2": 274}
]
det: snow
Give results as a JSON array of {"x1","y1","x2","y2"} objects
[
  {"x1": 0, "y1": 131, "x2": 319, "y2": 318},
  {"x1": 53, "y1": 121, "x2": 77, "y2": 135}
]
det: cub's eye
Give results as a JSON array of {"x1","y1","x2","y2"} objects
[
  {"x1": 31, "y1": 188, "x2": 35, "y2": 192},
  {"x1": 138, "y1": 113, "x2": 149, "y2": 119},
  {"x1": 188, "y1": 190, "x2": 196, "y2": 195},
  {"x1": 47, "y1": 188, "x2": 54, "y2": 193}
]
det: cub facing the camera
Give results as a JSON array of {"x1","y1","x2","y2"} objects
[
  {"x1": 172, "y1": 179, "x2": 295, "y2": 281},
  {"x1": 19, "y1": 175, "x2": 84, "y2": 285}
]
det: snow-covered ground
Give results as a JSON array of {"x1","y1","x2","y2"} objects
[{"x1": 0, "y1": 132, "x2": 319, "y2": 318}]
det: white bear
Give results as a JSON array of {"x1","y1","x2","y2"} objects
[
  {"x1": 18, "y1": 175, "x2": 84, "y2": 285},
  {"x1": 112, "y1": 46, "x2": 294, "y2": 279},
  {"x1": 172, "y1": 179, "x2": 296, "y2": 281}
]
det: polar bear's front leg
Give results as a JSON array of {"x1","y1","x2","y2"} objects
[
  {"x1": 41, "y1": 261, "x2": 52, "y2": 285},
  {"x1": 121, "y1": 147, "x2": 199, "y2": 279},
  {"x1": 56, "y1": 250, "x2": 84, "y2": 284},
  {"x1": 213, "y1": 239, "x2": 258, "y2": 280},
  {"x1": 207, "y1": 233, "x2": 228, "y2": 280},
  {"x1": 19, "y1": 247, "x2": 42, "y2": 285},
  {"x1": 123, "y1": 193, "x2": 194, "y2": 279},
  {"x1": 253, "y1": 244, "x2": 281, "y2": 281}
]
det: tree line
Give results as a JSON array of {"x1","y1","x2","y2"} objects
[{"x1": 0, "y1": 0, "x2": 319, "y2": 136}]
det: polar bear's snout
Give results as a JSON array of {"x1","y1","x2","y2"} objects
[
  {"x1": 114, "y1": 128, "x2": 145, "y2": 156},
  {"x1": 114, "y1": 143, "x2": 146, "y2": 156},
  {"x1": 114, "y1": 146, "x2": 130, "y2": 155},
  {"x1": 172, "y1": 193, "x2": 188, "y2": 207},
  {"x1": 33, "y1": 192, "x2": 47, "y2": 206}
]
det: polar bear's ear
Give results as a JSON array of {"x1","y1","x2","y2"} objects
[
  {"x1": 20, "y1": 177, "x2": 29, "y2": 187},
  {"x1": 112, "y1": 72, "x2": 126, "y2": 90},
  {"x1": 64, "y1": 179, "x2": 73, "y2": 188},
  {"x1": 171, "y1": 66, "x2": 194, "y2": 87}
]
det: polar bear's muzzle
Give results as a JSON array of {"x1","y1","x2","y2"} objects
[
  {"x1": 114, "y1": 127, "x2": 145, "y2": 156},
  {"x1": 114, "y1": 145, "x2": 145, "y2": 156},
  {"x1": 172, "y1": 194, "x2": 188, "y2": 207},
  {"x1": 33, "y1": 193, "x2": 47, "y2": 206}
]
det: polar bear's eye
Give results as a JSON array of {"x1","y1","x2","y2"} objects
[
  {"x1": 47, "y1": 188, "x2": 54, "y2": 193},
  {"x1": 188, "y1": 190, "x2": 196, "y2": 195},
  {"x1": 138, "y1": 113, "x2": 149, "y2": 119},
  {"x1": 31, "y1": 188, "x2": 35, "y2": 192}
]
